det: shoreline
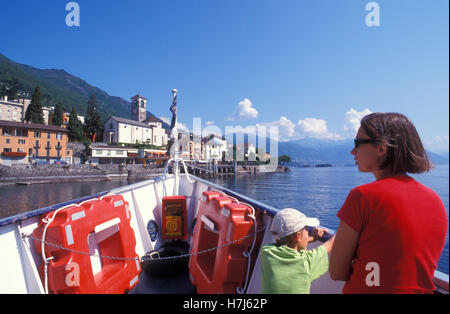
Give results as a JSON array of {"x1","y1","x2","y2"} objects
[
  {"x1": 0, "y1": 164, "x2": 289, "y2": 186},
  {"x1": 0, "y1": 164, "x2": 165, "y2": 186}
]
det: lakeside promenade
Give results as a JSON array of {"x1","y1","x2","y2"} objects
[
  {"x1": 0, "y1": 163, "x2": 289, "y2": 185},
  {"x1": 0, "y1": 164, "x2": 164, "y2": 185}
]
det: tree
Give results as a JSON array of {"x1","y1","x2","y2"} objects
[
  {"x1": 24, "y1": 86, "x2": 44, "y2": 124},
  {"x1": 5, "y1": 78, "x2": 22, "y2": 100},
  {"x1": 80, "y1": 139, "x2": 92, "y2": 164},
  {"x1": 0, "y1": 84, "x2": 7, "y2": 98},
  {"x1": 68, "y1": 107, "x2": 84, "y2": 141},
  {"x1": 279, "y1": 155, "x2": 291, "y2": 166},
  {"x1": 52, "y1": 103, "x2": 64, "y2": 126},
  {"x1": 84, "y1": 95, "x2": 104, "y2": 142}
]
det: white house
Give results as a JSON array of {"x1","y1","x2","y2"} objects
[{"x1": 204, "y1": 135, "x2": 231, "y2": 161}]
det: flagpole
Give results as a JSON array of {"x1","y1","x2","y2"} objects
[{"x1": 169, "y1": 89, "x2": 179, "y2": 196}]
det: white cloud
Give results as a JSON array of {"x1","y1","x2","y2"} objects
[
  {"x1": 225, "y1": 116, "x2": 343, "y2": 142},
  {"x1": 254, "y1": 117, "x2": 298, "y2": 142},
  {"x1": 297, "y1": 117, "x2": 343, "y2": 140},
  {"x1": 344, "y1": 108, "x2": 372, "y2": 134},
  {"x1": 159, "y1": 117, "x2": 170, "y2": 125},
  {"x1": 423, "y1": 135, "x2": 450, "y2": 154},
  {"x1": 162, "y1": 108, "x2": 374, "y2": 143},
  {"x1": 160, "y1": 116, "x2": 190, "y2": 132},
  {"x1": 298, "y1": 118, "x2": 328, "y2": 136},
  {"x1": 226, "y1": 98, "x2": 259, "y2": 121}
]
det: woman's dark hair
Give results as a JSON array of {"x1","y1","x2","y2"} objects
[{"x1": 360, "y1": 112, "x2": 432, "y2": 174}]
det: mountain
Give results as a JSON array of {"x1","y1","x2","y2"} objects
[
  {"x1": 0, "y1": 53, "x2": 169, "y2": 129},
  {"x1": 279, "y1": 137, "x2": 449, "y2": 166},
  {"x1": 278, "y1": 138, "x2": 354, "y2": 166}
]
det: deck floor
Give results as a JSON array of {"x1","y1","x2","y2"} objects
[{"x1": 132, "y1": 270, "x2": 196, "y2": 294}]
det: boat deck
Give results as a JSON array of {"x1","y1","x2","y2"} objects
[{"x1": 132, "y1": 270, "x2": 196, "y2": 294}]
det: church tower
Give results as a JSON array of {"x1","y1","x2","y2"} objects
[{"x1": 131, "y1": 94, "x2": 147, "y2": 122}]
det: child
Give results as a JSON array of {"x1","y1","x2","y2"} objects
[{"x1": 261, "y1": 208, "x2": 335, "y2": 294}]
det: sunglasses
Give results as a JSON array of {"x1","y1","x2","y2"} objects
[{"x1": 354, "y1": 138, "x2": 378, "y2": 148}]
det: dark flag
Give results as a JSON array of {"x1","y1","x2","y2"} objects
[
  {"x1": 167, "y1": 89, "x2": 178, "y2": 157},
  {"x1": 169, "y1": 93, "x2": 177, "y2": 130}
]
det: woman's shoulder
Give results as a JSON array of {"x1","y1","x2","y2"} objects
[
  {"x1": 355, "y1": 175, "x2": 441, "y2": 201},
  {"x1": 355, "y1": 175, "x2": 413, "y2": 192}
]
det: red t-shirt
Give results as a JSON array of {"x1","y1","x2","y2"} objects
[{"x1": 337, "y1": 175, "x2": 448, "y2": 294}]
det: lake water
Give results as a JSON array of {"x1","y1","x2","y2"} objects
[
  {"x1": 0, "y1": 165, "x2": 448, "y2": 274},
  {"x1": 0, "y1": 178, "x2": 147, "y2": 219},
  {"x1": 210, "y1": 164, "x2": 449, "y2": 274}
]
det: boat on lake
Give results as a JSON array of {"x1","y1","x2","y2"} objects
[
  {"x1": 0, "y1": 89, "x2": 447, "y2": 295},
  {"x1": 0, "y1": 157, "x2": 448, "y2": 294}
]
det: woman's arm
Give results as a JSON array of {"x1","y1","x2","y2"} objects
[{"x1": 329, "y1": 220, "x2": 359, "y2": 281}]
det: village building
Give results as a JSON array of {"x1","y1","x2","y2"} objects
[
  {"x1": 103, "y1": 94, "x2": 168, "y2": 147},
  {"x1": 0, "y1": 120, "x2": 72, "y2": 165},
  {"x1": 203, "y1": 134, "x2": 231, "y2": 161}
]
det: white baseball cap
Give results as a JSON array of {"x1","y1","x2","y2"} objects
[{"x1": 270, "y1": 208, "x2": 320, "y2": 240}]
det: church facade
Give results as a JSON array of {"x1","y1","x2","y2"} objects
[{"x1": 103, "y1": 95, "x2": 168, "y2": 147}]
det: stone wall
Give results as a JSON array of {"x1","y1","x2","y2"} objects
[{"x1": 0, "y1": 164, "x2": 164, "y2": 184}]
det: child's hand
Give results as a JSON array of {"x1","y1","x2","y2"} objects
[{"x1": 312, "y1": 227, "x2": 328, "y2": 241}]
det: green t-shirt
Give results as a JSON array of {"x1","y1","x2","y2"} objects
[{"x1": 260, "y1": 244, "x2": 329, "y2": 294}]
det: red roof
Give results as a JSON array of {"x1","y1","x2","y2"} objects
[{"x1": 0, "y1": 120, "x2": 69, "y2": 132}]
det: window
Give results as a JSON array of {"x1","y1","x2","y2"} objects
[
  {"x1": 18, "y1": 148, "x2": 24, "y2": 153},
  {"x1": 16, "y1": 129, "x2": 28, "y2": 137},
  {"x1": 34, "y1": 131, "x2": 41, "y2": 138},
  {"x1": 18, "y1": 139, "x2": 25, "y2": 145},
  {"x1": 47, "y1": 132, "x2": 50, "y2": 139},
  {"x1": 6, "y1": 139, "x2": 10, "y2": 144},
  {"x1": 3, "y1": 148, "x2": 12, "y2": 152},
  {"x1": 57, "y1": 133, "x2": 62, "y2": 140},
  {"x1": 116, "y1": 150, "x2": 124, "y2": 156},
  {"x1": 2, "y1": 128, "x2": 12, "y2": 136}
]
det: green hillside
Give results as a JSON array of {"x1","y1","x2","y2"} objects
[{"x1": 0, "y1": 53, "x2": 131, "y2": 120}]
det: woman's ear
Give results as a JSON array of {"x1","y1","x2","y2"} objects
[{"x1": 377, "y1": 143, "x2": 387, "y2": 158}]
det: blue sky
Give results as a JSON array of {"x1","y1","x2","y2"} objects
[{"x1": 1, "y1": 0, "x2": 448, "y2": 154}]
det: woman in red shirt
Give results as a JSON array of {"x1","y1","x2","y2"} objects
[{"x1": 329, "y1": 113, "x2": 448, "y2": 293}]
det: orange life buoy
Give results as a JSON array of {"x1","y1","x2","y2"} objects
[
  {"x1": 189, "y1": 190, "x2": 262, "y2": 294},
  {"x1": 32, "y1": 195, "x2": 140, "y2": 294}
]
